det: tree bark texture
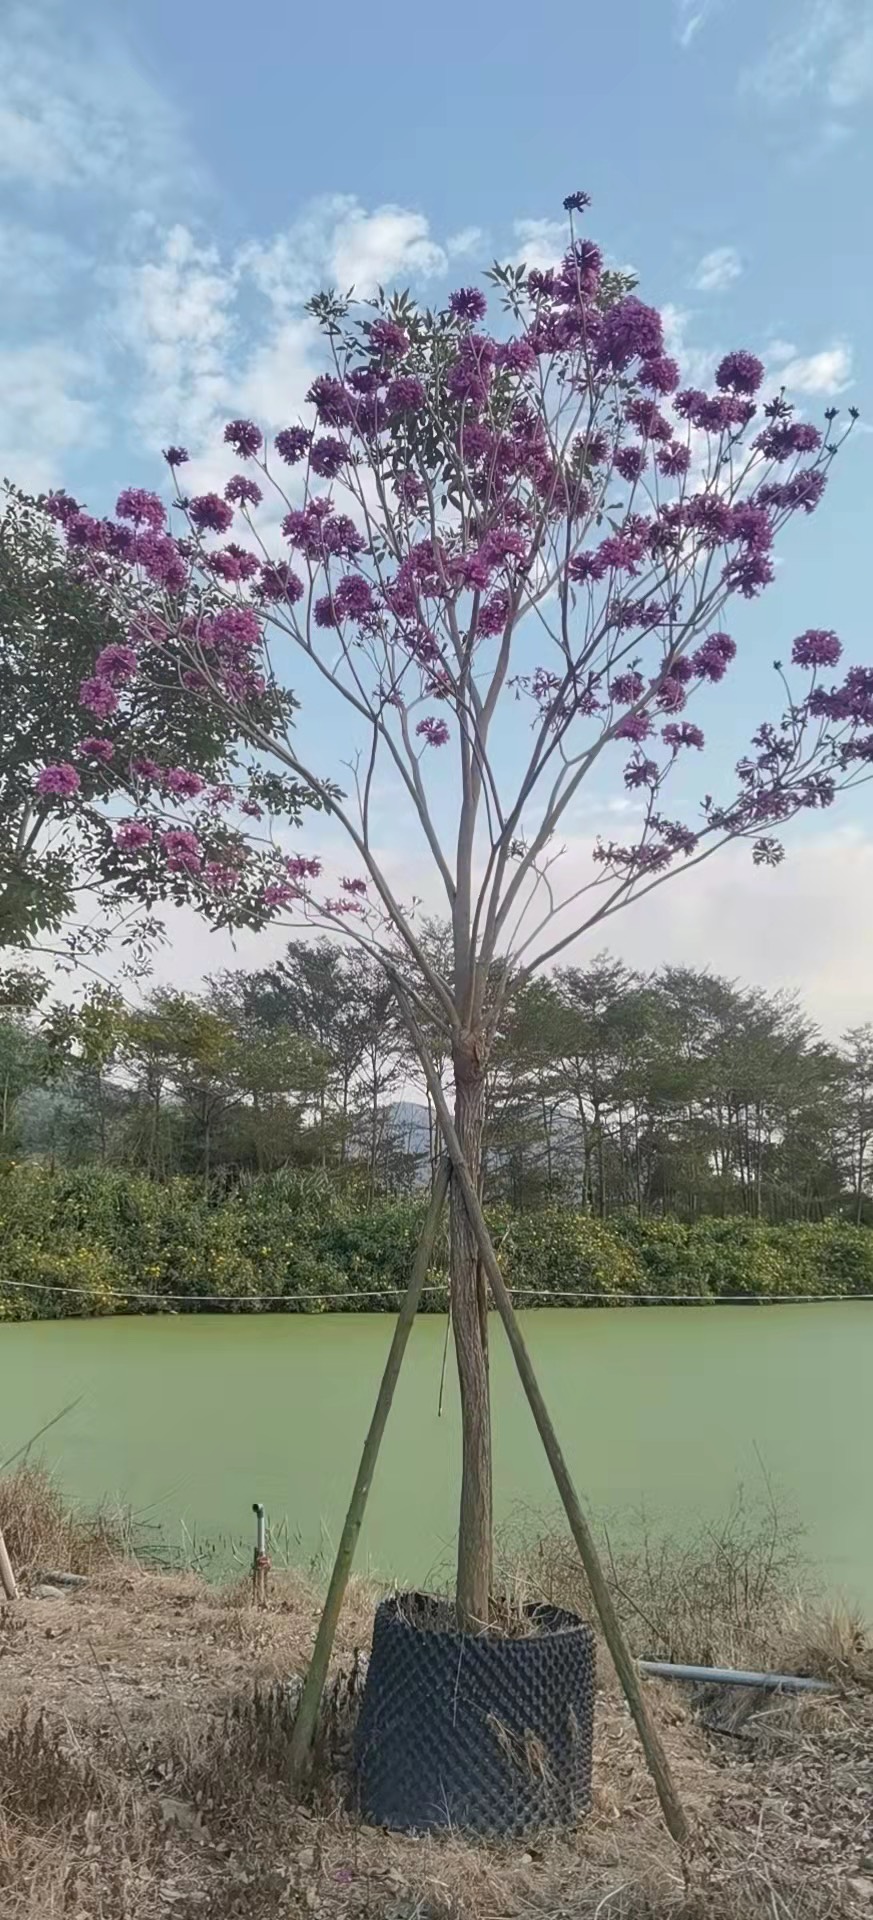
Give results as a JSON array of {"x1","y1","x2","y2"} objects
[{"x1": 451, "y1": 1029, "x2": 492, "y2": 1628}]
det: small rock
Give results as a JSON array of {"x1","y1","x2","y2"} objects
[
  {"x1": 34, "y1": 1584, "x2": 67, "y2": 1600},
  {"x1": 848, "y1": 1879, "x2": 873, "y2": 1904}
]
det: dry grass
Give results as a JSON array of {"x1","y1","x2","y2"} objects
[
  {"x1": 0, "y1": 1463, "x2": 127, "y2": 1583},
  {"x1": 0, "y1": 1468, "x2": 871, "y2": 1918},
  {"x1": 503, "y1": 1492, "x2": 813, "y2": 1675}
]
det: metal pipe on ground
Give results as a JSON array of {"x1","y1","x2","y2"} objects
[{"x1": 639, "y1": 1660, "x2": 834, "y2": 1693}]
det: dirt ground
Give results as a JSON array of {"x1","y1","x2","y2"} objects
[{"x1": 1, "y1": 1560, "x2": 871, "y2": 1920}]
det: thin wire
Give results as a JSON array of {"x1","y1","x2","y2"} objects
[{"x1": 0, "y1": 1275, "x2": 869, "y2": 1307}]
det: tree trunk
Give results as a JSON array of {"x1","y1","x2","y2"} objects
[
  {"x1": 96, "y1": 1070, "x2": 107, "y2": 1161},
  {"x1": 451, "y1": 1030, "x2": 492, "y2": 1629}
]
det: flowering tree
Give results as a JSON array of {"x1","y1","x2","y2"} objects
[
  {"x1": 44, "y1": 194, "x2": 867, "y2": 1628},
  {"x1": 0, "y1": 484, "x2": 319, "y2": 975}
]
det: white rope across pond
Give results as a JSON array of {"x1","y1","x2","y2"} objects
[{"x1": 0, "y1": 1275, "x2": 871, "y2": 1307}]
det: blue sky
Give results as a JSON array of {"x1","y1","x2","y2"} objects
[{"x1": 3, "y1": 0, "x2": 873, "y2": 1026}]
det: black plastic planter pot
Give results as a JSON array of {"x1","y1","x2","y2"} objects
[{"x1": 354, "y1": 1593, "x2": 596, "y2": 1837}]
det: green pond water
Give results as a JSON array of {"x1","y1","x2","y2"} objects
[{"x1": 2, "y1": 1306, "x2": 871, "y2": 1607}]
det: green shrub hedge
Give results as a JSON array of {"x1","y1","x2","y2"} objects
[{"x1": 1, "y1": 1165, "x2": 871, "y2": 1319}]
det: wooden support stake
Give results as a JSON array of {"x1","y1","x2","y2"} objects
[
  {"x1": 0, "y1": 1527, "x2": 18, "y2": 1602},
  {"x1": 394, "y1": 983, "x2": 690, "y2": 1852},
  {"x1": 288, "y1": 1156, "x2": 451, "y2": 1785}
]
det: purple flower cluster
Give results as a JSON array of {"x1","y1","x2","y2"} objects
[
  {"x1": 285, "y1": 854, "x2": 322, "y2": 882},
  {"x1": 612, "y1": 670, "x2": 645, "y2": 704},
  {"x1": 275, "y1": 426, "x2": 312, "y2": 465},
  {"x1": 310, "y1": 435, "x2": 350, "y2": 478},
  {"x1": 656, "y1": 441, "x2": 691, "y2": 477},
  {"x1": 614, "y1": 712, "x2": 654, "y2": 743},
  {"x1": 189, "y1": 493, "x2": 234, "y2": 535},
  {"x1": 640, "y1": 356, "x2": 680, "y2": 395},
  {"x1": 282, "y1": 500, "x2": 364, "y2": 560},
  {"x1": 259, "y1": 560, "x2": 305, "y2": 604},
  {"x1": 625, "y1": 398, "x2": 671, "y2": 443},
  {"x1": 116, "y1": 488, "x2": 166, "y2": 530},
  {"x1": 715, "y1": 352, "x2": 765, "y2": 395},
  {"x1": 162, "y1": 828, "x2": 202, "y2": 873},
  {"x1": 164, "y1": 767, "x2": 206, "y2": 798},
  {"x1": 449, "y1": 287, "x2": 488, "y2": 323},
  {"x1": 79, "y1": 676, "x2": 119, "y2": 718},
  {"x1": 386, "y1": 375, "x2": 426, "y2": 415},
  {"x1": 416, "y1": 716, "x2": 450, "y2": 747},
  {"x1": 308, "y1": 376, "x2": 353, "y2": 428},
  {"x1": 447, "y1": 332, "x2": 496, "y2": 410},
  {"x1": 755, "y1": 420, "x2": 822, "y2": 461},
  {"x1": 36, "y1": 762, "x2": 80, "y2": 798},
  {"x1": 95, "y1": 644, "x2": 138, "y2": 684},
  {"x1": 792, "y1": 629, "x2": 842, "y2": 669},
  {"x1": 624, "y1": 756, "x2": 660, "y2": 789},
  {"x1": 224, "y1": 419, "x2": 263, "y2": 458},
  {"x1": 134, "y1": 531, "x2": 188, "y2": 591},
  {"x1": 615, "y1": 445, "x2": 648, "y2": 482},
  {"x1": 207, "y1": 544, "x2": 261, "y2": 582},
  {"x1": 675, "y1": 389, "x2": 753, "y2": 433},
  {"x1": 596, "y1": 297, "x2": 663, "y2": 373},
  {"x1": 76, "y1": 737, "x2": 115, "y2": 763},
  {"x1": 662, "y1": 721, "x2": 705, "y2": 751},
  {"x1": 224, "y1": 474, "x2": 263, "y2": 507},
  {"x1": 477, "y1": 588, "x2": 510, "y2": 636},
  {"x1": 691, "y1": 632, "x2": 736, "y2": 682},
  {"x1": 115, "y1": 819, "x2": 153, "y2": 852},
  {"x1": 334, "y1": 573, "x2": 374, "y2": 621},
  {"x1": 367, "y1": 318, "x2": 409, "y2": 360}
]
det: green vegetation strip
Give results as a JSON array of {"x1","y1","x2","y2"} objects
[{"x1": 3, "y1": 1166, "x2": 873, "y2": 1319}]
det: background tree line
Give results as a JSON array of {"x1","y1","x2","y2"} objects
[{"x1": 2, "y1": 934, "x2": 872, "y2": 1226}]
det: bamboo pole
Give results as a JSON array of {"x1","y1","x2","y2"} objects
[
  {"x1": 288, "y1": 1156, "x2": 451, "y2": 1784},
  {"x1": 0, "y1": 1527, "x2": 18, "y2": 1602},
  {"x1": 393, "y1": 983, "x2": 690, "y2": 1851}
]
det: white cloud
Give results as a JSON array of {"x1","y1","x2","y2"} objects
[
  {"x1": 692, "y1": 245, "x2": 743, "y2": 293},
  {"x1": 675, "y1": 0, "x2": 721, "y2": 48},
  {"x1": 827, "y1": 13, "x2": 873, "y2": 106},
  {"x1": 330, "y1": 204, "x2": 446, "y2": 292},
  {"x1": 446, "y1": 226, "x2": 486, "y2": 259},
  {"x1": 512, "y1": 218, "x2": 565, "y2": 273},
  {"x1": 0, "y1": 341, "x2": 101, "y2": 491},
  {"x1": 745, "y1": 0, "x2": 873, "y2": 123},
  {"x1": 661, "y1": 303, "x2": 717, "y2": 389},
  {"x1": 160, "y1": 824, "x2": 873, "y2": 1040},
  {"x1": 599, "y1": 828, "x2": 873, "y2": 1038},
  {"x1": 0, "y1": 0, "x2": 194, "y2": 203},
  {"x1": 114, "y1": 224, "x2": 236, "y2": 450},
  {"x1": 773, "y1": 341, "x2": 853, "y2": 396},
  {"x1": 112, "y1": 196, "x2": 458, "y2": 507},
  {"x1": 0, "y1": 220, "x2": 88, "y2": 306}
]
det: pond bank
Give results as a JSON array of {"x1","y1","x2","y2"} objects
[{"x1": 1, "y1": 1478, "x2": 871, "y2": 1920}]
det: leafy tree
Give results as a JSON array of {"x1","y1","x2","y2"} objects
[
  {"x1": 0, "y1": 484, "x2": 319, "y2": 970},
  {"x1": 244, "y1": 940, "x2": 368, "y2": 1164},
  {"x1": 839, "y1": 1024, "x2": 873, "y2": 1225},
  {"x1": 41, "y1": 985, "x2": 127, "y2": 1162},
  {"x1": 0, "y1": 1015, "x2": 47, "y2": 1151}
]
